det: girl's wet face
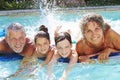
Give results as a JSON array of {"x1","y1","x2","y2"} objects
[
  {"x1": 84, "y1": 21, "x2": 104, "y2": 45},
  {"x1": 56, "y1": 39, "x2": 72, "y2": 58},
  {"x1": 35, "y1": 37, "x2": 50, "y2": 55}
]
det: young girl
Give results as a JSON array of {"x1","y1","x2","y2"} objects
[
  {"x1": 32, "y1": 25, "x2": 54, "y2": 72},
  {"x1": 48, "y1": 27, "x2": 78, "y2": 80},
  {"x1": 76, "y1": 13, "x2": 120, "y2": 63}
]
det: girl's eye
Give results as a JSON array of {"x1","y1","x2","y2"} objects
[
  {"x1": 65, "y1": 46, "x2": 69, "y2": 49},
  {"x1": 58, "y1": 47, "x2": 62, "y2": 49}
]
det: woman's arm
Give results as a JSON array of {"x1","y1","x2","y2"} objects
[
  {"x1": 98, "y1": 47, "x2": 120, "y2": 63},
  {"x1": 98, "y1": 29, "x2": 120, "y2": 63}
]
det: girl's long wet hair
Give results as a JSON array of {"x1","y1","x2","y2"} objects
[
  {"x1": 34, "y1": 25, "x2": 50, "y2": 43},
  {"x1": 54, "y1": 32, "x2": 72, "y2": 46}
]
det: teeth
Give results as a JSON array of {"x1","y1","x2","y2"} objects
[
  {"x1": 92, "y1": 35, "x2": 100, "y2": 41},
  {"x1": 93, "y1": 38, "x2": 97, "y2": 40}
]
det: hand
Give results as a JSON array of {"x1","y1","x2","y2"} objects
[
  {"x1": 98, "y1": 48, "x2": 111, "y2": 63},
  {"x1": 79, "y1": 56, "x2": 89, "y2": 62},
  {"x1": 54, "y1": 26, "x2": 62, "y2": 37}
]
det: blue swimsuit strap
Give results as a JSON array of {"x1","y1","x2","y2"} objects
[
  {"x1": 57, "y1": 57, "x2": 70, "y2": 63},
  {"x1": 38, "y1": 57, "x2": 46, "y2": 61}
]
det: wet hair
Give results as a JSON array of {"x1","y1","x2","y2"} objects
[
  {"x1": 80, "y1": 13, "x2": 110, "y2": 35},
  {"x1": 54, "y1": 32, "x2": 72, "y2": 46},
  {"x1": 34, "y1": 25, "x2": 50, "y2": 43},
  {"x1": 6, "y1": 23, "x2": 25, "y2": 37},
  {"x1": 39, "y1": 25, "x2": 48, "y2": 32}
]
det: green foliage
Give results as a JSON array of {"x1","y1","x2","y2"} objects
[
  {"x1": 0, "y1": 0, "x2": 120, "y2": 10},
  {"x1": 0, "y1": 0, "x2": 36, "y2": 10},
  {"x1": 87, "y1": 0, "x2": 120, "y2": 6}
]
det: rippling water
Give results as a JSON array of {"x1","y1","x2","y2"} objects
[{"x1": 0, "y1": 10, "x2": 120, "y2": 80}]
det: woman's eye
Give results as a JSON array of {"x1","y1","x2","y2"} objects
[
  {"x1": 95, "y1": 27, "x2": 101, "y2": 31},
  {"x1": 85, "y1": 30, "x2": 92, "y2": 34}
]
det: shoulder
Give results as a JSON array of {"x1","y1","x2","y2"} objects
[
  {"x1": 25, "y1": 37, "x2": 34, "y2": 45},
  {"x1": 0, "y1": 38, "x2": 7, "y2": 45},
  {"x1": 105, "y1": 28, "x2": 120, "y2": 39},
  {"x1": 76, "y1": 38, "x2": 86, "y2": 53},
  {"x1": 24, "y1": 37, "x2": 35, "y2": 48},
  {"x1": 0, "y1": 38, "x2": 11, "y2": 52},
  {"x1": 76, "y1": 38, "x2": 85, "y2": 47},
  {"x1": 21, "y1": 38, "x2": 35, "y2": 56}
]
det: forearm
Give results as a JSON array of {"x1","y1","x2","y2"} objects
[
  {"x1": 41, "y1": 59, "x2": 49, "y2": 66},
  {"x1": 61, "y1": 65, "x2": 73, "y2": 80},
  {"x1": 109, "y1": 48, "x2": 120, "y2": 53},
  {"x1": 47, "y1": 62, "x2": 54, "y2": 76}
]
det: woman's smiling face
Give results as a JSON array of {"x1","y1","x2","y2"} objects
[{"x1": 84, "y1": 21, "x2": 104, "y2": 45}]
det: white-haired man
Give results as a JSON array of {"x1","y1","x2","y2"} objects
[{"x1": 0, "y1": 23, "x2": 35, "y2": 56}]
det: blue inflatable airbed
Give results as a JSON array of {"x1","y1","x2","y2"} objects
[
  {"x1": 0, "y1": 52, "x2": 120, "y2": 62},
  {"x1": 0, "y1": 53, "x2": 23, "y2": 61}
]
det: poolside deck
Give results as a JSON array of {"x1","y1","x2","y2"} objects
[{"x1": 0, "y1": 6, "x2": 120, "y2": 16}]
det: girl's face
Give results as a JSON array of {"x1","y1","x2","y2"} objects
[
  {"x1": 84, "y1": 21, "x2": 104, "y2": 46},
  {"x1": 56, "y1": 39, "x2": 72, "y2": 58},
  {"x1": 35, "y1": 37, "x2": 50, "y2": 55}
]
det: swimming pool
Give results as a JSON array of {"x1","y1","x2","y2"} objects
[{"x1": 0, "y1": 10, "x2": 120, "y2": 80}]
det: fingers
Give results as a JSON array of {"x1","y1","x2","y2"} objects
[
  {"x1": 98, "y1": 53, "x2": 109, "y2": 63},
  {"x1": 79, "y1": 56, "x2": 89, "y2": 62},
  {"x1": 54, "y1": 26, "x2": 62, "y2": 37}
]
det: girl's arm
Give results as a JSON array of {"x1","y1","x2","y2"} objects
[
  {"x1": 37, "y1": 49, "x2": 54, "y2": 70},
  {"x1": 59, "y1": 50, "x2": 78, "y2": 80},
  {"x1": 47, "y1": 51, "x2": 60, "y2": 78}
]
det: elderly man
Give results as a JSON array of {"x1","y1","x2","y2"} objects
[{"x1": 0, "y1": 22, "x2": 35, "y2": 56}]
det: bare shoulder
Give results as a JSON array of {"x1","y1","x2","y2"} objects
[
  {"x1": 0, "y1": 38, "x2": 9, "y2": 51},
  {"x1": 76, "y1": 38, "x2": 85, "y2": 47},
  {"x1": 22, "y1": 38, "x2": 35, "y2": 56},
  {"x1": 76, "y1": 38, "x2": 86, "y2": 53},
  {"x1": 105, "y1": 28, "x2": 120, "y2": 39}
]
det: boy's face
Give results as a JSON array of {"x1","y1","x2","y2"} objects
[
  {"x1": 6, "y1": 30, "x2": 26, "y2": 53},
  {"x1": 84, "y1": 21, "x2": 104, "y2": 46},
  {"x1": 56, "y1": 39, "x2": 72, "y2": 58},
  {"x1": 35, "y1": 37, "x2": 50, "y2": 55}
]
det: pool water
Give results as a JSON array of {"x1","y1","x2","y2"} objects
[{"x1": 0, "y1": 10, "x2": 120, "y2": 80}]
